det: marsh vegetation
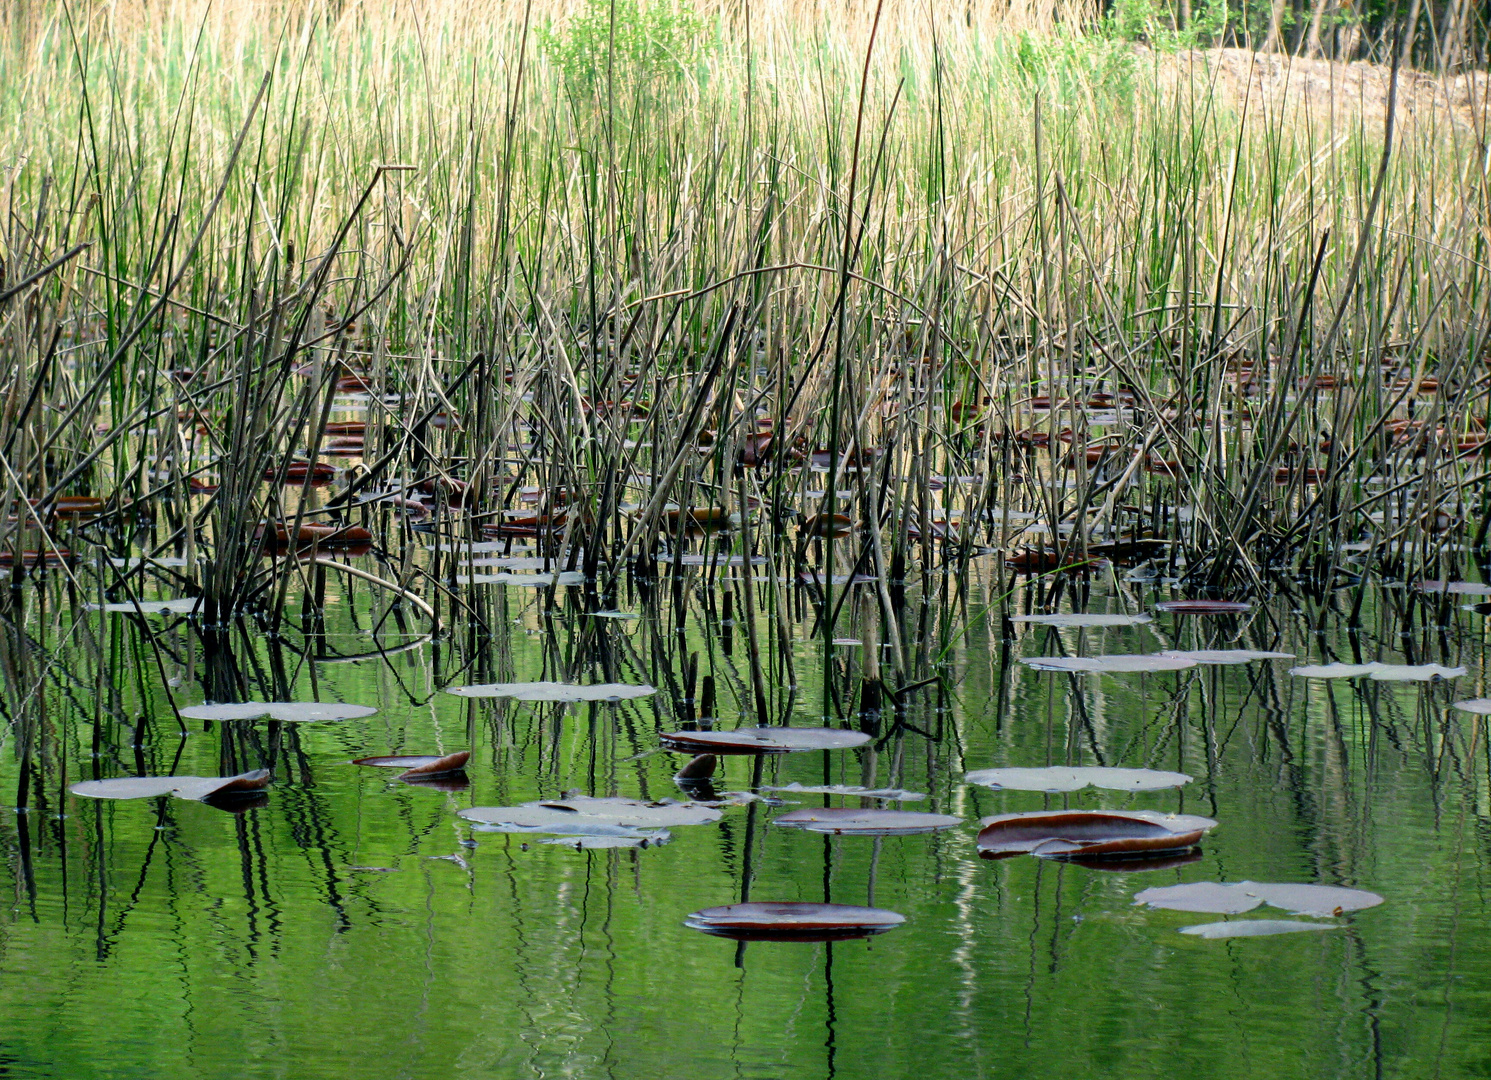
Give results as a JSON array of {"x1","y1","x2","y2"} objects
[{"x1": 0, "y1": 0, "x2": 1490, "y2": 1075}]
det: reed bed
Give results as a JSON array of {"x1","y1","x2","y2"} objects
[{"x1": 0, "y1": 0, "x2": 1488, "y2": 715}]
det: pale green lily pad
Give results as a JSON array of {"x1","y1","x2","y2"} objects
[{"x1": 444, "y1": 681, "x2": 656, "y2": 702}]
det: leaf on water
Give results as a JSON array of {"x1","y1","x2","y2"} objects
[
  {"x1": 772, "y1": 807, "x2": 961, "y2": 835},
  {"x1": 964, "y1": 766, "x2": 1192, "y2": 792},
  {"x1": 761, "y1": 782, "x2": 925, "y2": 801},
  {"x1": 685, "y1": 901, "x2": 905, "y2": 941},
  {"x1": 459, "y1": 795, "x2": 722, "y2": 831},
  {"x1": 1288, "y1": 663, "x2": 1380, "y2": 678},
  {"x1": 659, "y1": 727, "x2": 872, "y2": 754},
  {"x1": 1131, "y1": 881, "x2": 1262, "y2": 914},
  {"x1": 1021, "y1": 654, "x2": 1197, "y2": 674},
  {"x1": 795, "y1": 571, "x2": 877, "y2": 586},
  {"x1": 86, "y1": 597, "x2": 202, "y2": 615},
  {"x1": 1009, "y1": 613, "x2": 1153, "y2": 627},
  {"x1": 1367, "y1": 663, "x2": 1466, "y2": 681},
  {"x1": 353, "y1": 751, "x2": 470, "y2": 778},
  {"x1": 1154, "y1": 600, "x2": 1252, "y2": 614},
  {"x1": 977, "y1": 809, "x2": 1216, "y2": 861},
  {"x1": 1160, "y1": 649, "x2": 1295, "y2": 664},
  {"x1": 1415, "y1": 580, "x2": 1491, "y2": 595},
  {"x1": 656, "y1": 553, "x2": 768, "y2": 566},
  {"x1": 1179, "y1": 920, "x2": 1339, "y2": 940},
  {"x1": 444, "y1": 681, "x2": 656, "y2": 702},
  {"x1": 70, "y1": 769, "x2": 271, "y2": 802},
  {"x1": 177, "y1": 701, "x2": 378, "y2": 722},
  {"x1": 453, "y1": 572, "x2": 586, "y2": 586},
  {"x1": 1135, "y1": 880, "x2": 1383, "y2": 916}
]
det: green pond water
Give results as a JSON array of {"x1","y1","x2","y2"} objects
[{"x1": 0, "y1": 562, "x2": 1486, "y2": 1079}]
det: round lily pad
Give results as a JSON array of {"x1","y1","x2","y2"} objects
[
  {"x1": 1008, "y1": 613, "x2": 1153, "y2": 627},
  {"x1": 1160, "y1": 649, "x2": 1294, "y2": 664},
  {"x1": 353, "y1": 751, "x2": 470, "y2": 778},
  {"x1": 964, "y1": 766, "x2": 1191, "y2": 792},
  {"x1": 458, "y1": 796, "x2": 721, "y2": 831},
  {"x1": 771, "y1": 807, "x2": 961, "y2": 835},
  {"x1": 1134, "y1": 880, "x2": 1383, "y2": 916},
  {"x1": 1021, "y1": 654, "x2": 1197, "y2": 674},
  {"x1": 444, "y1": 682, "x2": 656, "y2": 702}
]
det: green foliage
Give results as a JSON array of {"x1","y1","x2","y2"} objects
[
  {"x1": 1104, "y1": 0, "x2": 1228, "y2": 49},
  {"x1": 538, "y1": 0, "x2": 704, "y2": 87}
]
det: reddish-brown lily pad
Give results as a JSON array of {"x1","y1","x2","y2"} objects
[
  {"x1": 771, "y1": 807, "x2": 962, "y2": 836},
  {"x1": 976, "y1": 809, "x2": 1217, "y2": 861},
  {"x1": 685, "y1": 902, "x2": 905, "y2": 941},
  {"x1": 353, "y1": 751, "x2": 470, "y2": 779},
  {"x1": 659, "y1": 727, "x2": 871, "y2": 754}
]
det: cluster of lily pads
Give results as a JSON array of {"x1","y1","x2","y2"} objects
[{"x1": 62, "y1": 647, "x2": 1415, "y2": 942}]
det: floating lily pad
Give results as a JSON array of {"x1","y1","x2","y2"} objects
[
  {"x1": 444, "y1": 682, "x2": 656, "y2": 702},
  {"x1": 1288, "y1": 663, "x2": 1380, "y2": 678},
  {"x1": 1154, "y1": 600, "x2": 1251, "y2": 614},
  {"x1": 461, "y1": 557, "x2": 577, "y2": 570},
  {"x1": 458, "y1": 796, "x2": 722, "y2": 832},
  {"x1": 964, "y1": 766, "x2": 1191, "y2": 792},
  {"x1": 353, "y1": 751, "x2": 470, "y2": 779},
  {"x1": 977, "y1": 809, "x2": 1216, "y2": 860},
  {"x1": 771, "y1": 807, "x2": 961, "y2": 835},
  {"x1": 86, "y1": 597, "x2": 201, "y2": 615},
  {"x1": 1021, "y1": 654, "x2": 1197, "y2": 674},
  {"x1": 1134, "y1": 880, "x2": 1383, "y2": 916},
  {"x1": 1160, "y1": 649, "x2": 1295, "y2": 664},
  {"x1": 659, "y1": 727, "x2": 871, "y2": 754},
  {"x1": 1178, "y1": 920, "x2": 1340, "y2": 940},
  {"x1": 453, "y1": 572, "x2": 587, "y2": 587},
  {"x1": 685, "y1": 902, "x2": 905, "y2": 941},
  {"x1": 70, "y1": 769, "x2": 271, "y2": 802},
  {"x1": 760, "y1": 782, "x2": 925, "y2": 801},
  {"x1": 657, "y1": 553, "x2": 768, "y2": 566},
  {"x1": 178, "y1": 701, "x2": 378, "y2": 722},
  {"x1": 1009, "y1": 613, "x2": 1153, "y2": 627},
  {"x1": 1367, "y1": 663, "x2": 1465, "y2": 681},
  {"x1": 1415, "y1": 580, "x2": 1491, "y2": 595}
]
